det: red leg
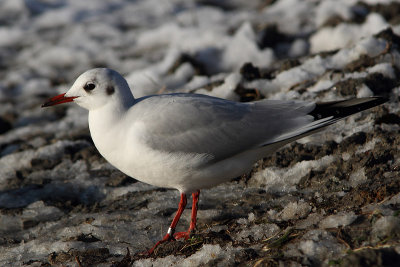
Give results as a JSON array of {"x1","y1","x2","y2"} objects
[
  {"x1": 146, "y1": 193, "x2": 187, "y2": 254},
  {"x1": 174, "y1": 190, "x2": 200, "y2": 240}
]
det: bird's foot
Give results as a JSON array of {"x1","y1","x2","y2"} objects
[
  {"x1": 173, "y1": 230, "x2": 192, "y2": 240},
  {"x1": 144, "y1": 233, "x2": 174, "y2": 255},
  {"x1": 143, "y1": 230, "x2": 193, "y2": 255}
]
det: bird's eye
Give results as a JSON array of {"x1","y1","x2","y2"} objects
[{"x1": 83, "y1": 82, "x2": 96, "y2": 91}]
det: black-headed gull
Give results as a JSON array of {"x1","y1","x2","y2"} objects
[{"x1": 42, "y1": 68, "x2": 386, "y2": 253}]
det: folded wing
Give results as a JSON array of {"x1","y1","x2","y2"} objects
[{"x1": 132, "y1": 94, "x2": 316, "y2": 162}]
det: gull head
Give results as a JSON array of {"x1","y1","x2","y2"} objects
[{"x1": 42, "y1": 68, "x2": 134, "y2": 110}]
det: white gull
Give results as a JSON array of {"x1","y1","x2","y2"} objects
[{"x1": 42, "y1": 68, "x2": 386, "y2": 253}]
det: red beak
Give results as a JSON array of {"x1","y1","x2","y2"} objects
[{"x1": 42, "y1": 93, "x2": 78, "y2": 107}]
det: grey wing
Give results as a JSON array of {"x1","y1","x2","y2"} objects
[{"x1": 133, "y1": 94, "x2": 316, "y2": 162}]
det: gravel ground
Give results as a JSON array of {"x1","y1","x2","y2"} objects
[{"x1": 0, "y1": 0, "x2": 399, "y2": 266}]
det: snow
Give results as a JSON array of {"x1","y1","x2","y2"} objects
[
  {"x1": 133, "y1": 244, "x2": 237, "y2": 267},
  {"x1": 234, "y1": 223, "x2": 280, "y2": 243},
  {"x1": 285, "y1": 229, "x2": 346, "y2": 262},
  {"x1": 329, "y1": 37, "x2": 388, "y2": 68},
  {"x1": 371, "y1": 216, "x2": 400, "y2": 242},
  {"x1": 357, "y1": 84, "x2": 374, "y2": 98},
  {"x1": 349, "y1": 168, "x2": 368, "y2": 187},
  {"x1": 315, "y1": 0, "x2": 356, "y2": 27},
  {"x1": 275, "y1": 200, "x2": 312, "y2": 221},
  {"x1": 367, "y1": 63, "x2": 396, "y2": 79},
  {"x1": 319, "y1": 211, "x2": 358, "y2": 229},
  {"x1": 222, "y1": 22, "x2": 275, "y2": 71},
  {"x1": 261, "y1": 0, "x2": 315, "y2": 34},
  {"x1": 0, "y1": 27, "x2": 24, "y2": 47},
  {"x1": 250, "y1": 155, "x2": 336, "y2": 193},
  {"x1": 197, "y1": 73, "x2": 241, "y2": 100},
  {"x1": 310, "y1": 13, "x2": 389, "y2": 53}
]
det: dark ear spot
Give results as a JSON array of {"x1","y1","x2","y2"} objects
[{"x1": 106, "y1": 85, "x2": 115, "y2": 95}]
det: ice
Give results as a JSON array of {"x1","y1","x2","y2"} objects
[
  {"x1": 197, "y1": 73, "x2": 241, "y2": 100},
  {"x1": 0, "y1": 150, "x2": 35, "y2": 182},
  {"x1": 0, "y1": 214, "x2": 21, "y2": 233},
  {"x1": 133, "y1": 244, "x2": 237, "y2": 267},
  {"x1": 164, "y1": 63, "x2": 196, "y2": 90},
  {"x1": 310, "y1": 13, "x2": 388, "y2": 53},
  {"x1": 234, "y1": 223, "x2": 280, "y2": 243},
  {"x1": 244, "y1": 79, "x2": 280, "y2": 95},
  {"x1": 34, "y1": 7, "x2": 75, "y2": 30},
  {"x1": 222, "y1": 22, "x2": 275, "y2": 71},
  {"x1": 0, "y1": 0, "x2": 26, "y2": 18},
  {"x1": 279, "y1": 200, "x2": 312, "y2": 221},
  {"x1": 315, "y1": 0, "x2": 355, "y2": 27},
  {"x1": 371, "y1": 216, "x2": 400, "y2": 242},
  {"x1": 309, "y1": 79, "x2": 334, "y2": 93},
  {"x1": 288, "y1": 38, "x2": 309, "y2": 57},
  {"x1": 348, "y1": 168, "x2": 367, "y2": 187},
  {"x1": 319, "y1": 211, "x2": 357, "y2": 229},
  {"x1": 329, "y1": 37, "x2": 388, "y2": 68},
  {"x1": 356, "y1": 138, "x2": 381, "y2": 154},
  {"x1": 262, "y1": 0, "x2": 315, "y2": 34},
  {"x1": 278, "y1": 56, "x2": 326, "y2": 89},
  {"x1": 0, "y1": 27, "x2": 24, "y2": 47},
  {"x1": 125, "y1": 48, "x2": 184, "y2": 97},
  {"x1": 250, "y1": 155, "x2": 336, "y2": 193},
  {"x1": 250, "y1": 55, "x2": 332, "y2": 96},
  {"x1": 21, "y1": 201, "x2": 64, "y2": 224},
  {"x1": 356, "y1": 84, "x2": 374, "y2": 98},
  {"x1": 285, "y1": 230, "x2": 346, "y2": 262},
  {"x1": 248, "y1": 212, "x2": 255, "y2": 222},
  {"x1": 296, "y1": 213, "x2": 325, "y2": 230},
  {"x1": 367, "y1": 63, "x2": 396, "y2": 79},
  {"x1": 183, "y1": 76, "x2": 212, "y2": 92},
  {"x1": 29, "y1": 46, "x2": 91, "y2": 78},
  {"x1": 0, "y1": 140, "x2": 90, "y2": 204},
  {"x1": 362, "y1": 0, "x2": 397, "y2": 4},
  {"x1": 362, "y1": 193, "x2": 400, "y2": 218},
  {"x1": 176, "y1": 6, "x2": 226, "y2": 29},
  {"x1": 21, "y1": 78, "x2": 52, "y2": 98}
]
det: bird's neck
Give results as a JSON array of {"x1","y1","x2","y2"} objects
[{"x1": 88, "y1": 101, "x2": 129, "y2": 157}]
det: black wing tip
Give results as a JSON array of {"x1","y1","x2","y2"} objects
[
  {"x1": 366, "y1": 96, "x2": 389, "y2": 106},
  {"x1": 309, "y1": 96, "x2": 388, "y2": 120}
]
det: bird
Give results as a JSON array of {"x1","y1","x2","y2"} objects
[{"x1": 42, "y1": 68, "x2": 387, "y2": 254}]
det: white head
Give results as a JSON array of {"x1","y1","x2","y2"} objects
[{"x1": 42, "y1": 68, "x2": 134, "y2": 110}]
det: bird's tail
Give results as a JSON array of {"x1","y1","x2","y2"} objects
[
  {"x1": 308, "y1": 97, "x2": 387, "y2": 121},
  {"x1": 265, "y1": 96, "x2": 387, "y2": 146}
]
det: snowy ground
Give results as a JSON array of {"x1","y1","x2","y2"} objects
[{"x1": 1, "y1": 0, "x2": 400, "y2": 266}]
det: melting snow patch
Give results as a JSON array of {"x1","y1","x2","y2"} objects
[
  {"x1": 250, "y1": 155, "x2": 336, "y2": 194},
  {"x1": 357, "y1": 84, "x2": 374, "y2": 98},
  {"x1": 133, "y1": 244, "x2": 236, "y2": 267},
  {"x1": 285, "y1": 229, "x2": 346, "y2": 261},
  {"x1": 367, "y1": 63, "x2": 396, "y2": 79},
  {"x1": 21, "y1": 201, "x2": 64, "y2": 224},
  {"x1": 349, "y1": 168, "x2": 367, "y2": 187},
  {"x1": 279, "y1": 200, "x2": 312, "y2": 221},
  {"x1": 371, "y1": 216, "x2": 400, "y2": 242},
  {"x1": 197, "y1": 73, "x2": 241, "y2": 100},
  {"x1": 319, "y1": 211, "x2": 357, "y2": 229},
  {"x1": 222, "y1": 22, "x2": 275, "y2": 71},
  {"x1": 329, "y1": 37, "x2": 388, "y2": 68},
  {"x1": 356, "y1": 138, "x2": 381, "y2": 154},
  {"x1": 234, "y1": 223, "x2": 280, "y2": 243},
  {"x1": 310, "y1": 13, "x2": 388, "y2": 53}
]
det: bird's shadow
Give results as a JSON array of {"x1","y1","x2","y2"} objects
[{"x1": 0, "y1": 181, "x2": 105, "y2": 211}]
